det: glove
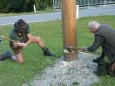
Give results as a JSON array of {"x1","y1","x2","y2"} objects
[{"x1": 80, "y1": 46, "x2": 88, "y2": 52}]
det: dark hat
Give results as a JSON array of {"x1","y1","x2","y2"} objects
[{"x1": 14, "y1": 19, "x2": 29, "y2": 32}]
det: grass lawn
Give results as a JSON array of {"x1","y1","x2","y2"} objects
[{"x1": 0, "y1": 15, "x2": 115, "y2": 86}]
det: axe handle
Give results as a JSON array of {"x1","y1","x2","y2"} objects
[{"x1": 1, "y1": 35, "x2": 17, "y2": 43}]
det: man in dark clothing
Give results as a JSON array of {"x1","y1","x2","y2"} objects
[
  {"x1": 81, "y1": 21, "x2": 115, "y2": 74},
  {"x1": 0, "y1": 19, "x2": 55, "y2": 63}
]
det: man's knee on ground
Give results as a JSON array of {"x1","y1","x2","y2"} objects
[{"x1": 15, "y1": 53, "x2": 24, "y2": 64}]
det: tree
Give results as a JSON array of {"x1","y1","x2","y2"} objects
[
  {"x1": 24, "y1": 0, "x2": 35, "y2": 12},
  {"x1": 0, "y1": 0, "x2": 8, "y2": 13},
  {"x1": 7, "y1": 0, "x2": 26, "y2": 12},
  {"x1": 0, "y1": 0, "x2": 53, "y2": 13},
  {"x1": 35, "y1": 0, "x2": 53, "y2": 10}
]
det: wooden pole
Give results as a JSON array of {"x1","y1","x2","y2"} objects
[{"x1": 61, "y1": 0, "x2": 78, "y2": 61}]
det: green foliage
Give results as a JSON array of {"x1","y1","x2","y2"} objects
[
  {"x1": 0, "y1": 0, "x2": 53, "y2": 13},
  {"x1": 0, "y1": 0, "x2": 8, "y2": 13},
  {"x1": 35, "y1": 0, "x2": 53, "y2": 10},
  {"x1": 24, "y1": 0, "x2": 35, "y2": 12},
  {"x1": 4, "y1": 0, "x2": 26, "y2": 13},
  {"x1": 45, "y1": 0, "x2": 53, "y2": 8}
]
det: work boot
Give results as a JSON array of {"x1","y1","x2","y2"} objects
[
  {"x1": 93, "y1": 51, "x2": 105, "y2": 64},
  {"x1": 0, "y1": 51, "x2": 13, "y2": 61},
  {"x1": 44, "y1": 48, "x2": 55, "y2": 57},
  {"x1": 93, "y1": 57, "x2": 104, "y2": 64},
  {"x1": 96, "y1": 61, "x2": 108, "y2": 76}
]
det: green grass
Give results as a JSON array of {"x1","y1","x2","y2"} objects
[{"x1": 0, "y1": 15, "x2": 115, "y2": 86}]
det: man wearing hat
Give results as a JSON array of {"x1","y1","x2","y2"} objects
[
  {"x1": 0, "y1": 19, "x2": 55, "y2": 63},
  {"x1": 81, "y1": 21, "x2": 115, "y2": 75}
]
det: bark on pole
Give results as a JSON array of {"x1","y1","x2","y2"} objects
[{"x1": 61, "y1": 0, "x2": 78, "y2": 61}]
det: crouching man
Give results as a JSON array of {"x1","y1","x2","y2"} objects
[
  {"x1": 81, "y1": 21, "x2": 115, "y2": 76},
  {"x1": 0, "y1": 19, "x2": 55, "y2": 63}
]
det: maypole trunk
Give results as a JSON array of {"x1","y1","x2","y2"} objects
[{"x1": 61, "y1": 0, "x2": 78, "y2": 61}]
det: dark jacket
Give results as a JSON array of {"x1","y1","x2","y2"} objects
[{"x1": 88, "y1": 24, "x2": 115, "y2": 63}]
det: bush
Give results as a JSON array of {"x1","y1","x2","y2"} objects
[
  {"x1": 35, "y1": 0, "x2": 53, "y2": 10},
  {"x1": 7, "y1": 0, "x2": 26, "y2": 13},
  {"x1": 0, "y1": 0, "x2": 8, "y2": 13},
  {"x1": 24, "y1": 0, "x2": 35, "y2": 12},
  {"x1": 0, "y1": 0, "x2": 53, "y2": 13}
]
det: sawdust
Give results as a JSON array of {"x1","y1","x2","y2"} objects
[{"x1": 23, "y1": 52, "x2": 99, "y2": 86}]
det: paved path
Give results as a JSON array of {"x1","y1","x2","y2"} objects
[
  {"x1": 79, "y1": 5, "x2": 115, "y2": 17},
  {"x1": 0, "y1": 5, "x2": 115, "y2": 25}
]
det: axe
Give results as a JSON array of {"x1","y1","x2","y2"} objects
[
  {"x1": 64, "y1": 46, "x2": 83, "y2": 53},
  {"x1": 0, "y1": 35, "x2": 17, "y2": 45}
]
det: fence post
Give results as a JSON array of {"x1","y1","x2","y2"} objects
[
  {"x1": 76, "y1": 5, "x2": 79, "y2": 19},
  {"x1": 33, "y1": 5, "x2": 36, "y2": 13},
  {"x1": 61, "y1": 0, "x2": 78, "y2": 61}
]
